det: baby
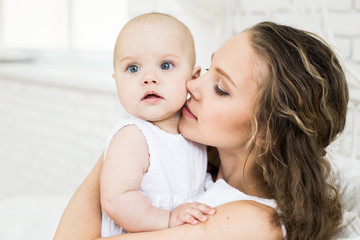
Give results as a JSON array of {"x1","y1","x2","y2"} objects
[{"x1": 100, "y1": 12, "x2": 215, "y2": 237}]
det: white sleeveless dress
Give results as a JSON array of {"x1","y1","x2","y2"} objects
[
  {"x1": 197, "y1": 177, "x2": 287, "y2": 238},
  {"x1": 101, "y1": 116, "x2": 208, "y2": 237}
]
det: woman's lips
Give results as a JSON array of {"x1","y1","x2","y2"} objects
[{"x1": 182, "y1": 103, "x2": 197, "y2": 120}]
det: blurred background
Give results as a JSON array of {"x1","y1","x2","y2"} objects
[{"x1": 0, "y1": 0, "x2": 359, "y2": 239}]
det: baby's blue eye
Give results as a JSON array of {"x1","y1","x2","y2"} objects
[
  {"x1": 127, "y1": 65, "x2": 139, "y2": 73},
  {"x1": 160, "y1": 62, "x2": 174, "y2": 70}
]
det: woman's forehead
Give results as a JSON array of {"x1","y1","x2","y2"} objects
[
  {"x1": 219, "y1": 32, "x2": 250, "y2": 54},
  {"x1": 212, "y1": 32, "x2": 259, "y2": 86}
]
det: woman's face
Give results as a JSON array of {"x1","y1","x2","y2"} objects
[{"x1": 179, "y1": 32, "x2": 261, "y2": 150}]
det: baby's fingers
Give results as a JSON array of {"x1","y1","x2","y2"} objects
[
  {"x1": 180, "y1": 213, "x2": 199, "y2": 225},
  {"x1": 185, "y1": 207, "x2": 210, "y2": 223},
  {"x1": 193, "y1": 202, "x2": 216, "y2": 215}
]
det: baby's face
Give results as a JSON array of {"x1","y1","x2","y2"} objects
[{"x1": 113, "y1": 21, "x2": 195, "y2": 123}]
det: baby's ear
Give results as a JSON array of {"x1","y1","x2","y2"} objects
[{"x1": 192, "y1": 66, "x2": 201, "y2": 79}]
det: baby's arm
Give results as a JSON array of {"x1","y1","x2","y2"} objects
[
  {"x1": 101, "y1": 125, "x2": 215, "y2": 232},
  {"x1": 101, "y1": 125, "x2": 170, "y2": 232}
]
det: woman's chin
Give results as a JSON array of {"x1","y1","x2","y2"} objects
[
  {"x1": 178, "y1": 117, "x2": 186, "y2": 133},
  {"x1": 178, "y1": 117, "x2": 193, "y2": 138}
]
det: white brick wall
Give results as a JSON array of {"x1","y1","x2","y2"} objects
[
  {"x1": 0, "y1": 76, "x2": 126, "y2": 199},
  {"x1": 0, "y1": 0, "x2": 359, "y2": 202},
  {"x1": 328, "y1": 0, "x2": 353, "y2": 11},
  {"x1": 329, "y1": 12, "x2": 360, "y2": 36},
  {"x1": 334, "y1": 37, "x2": 352, "y2": 59},
  {"x1": 353, "y1": 38, "x2": 360, "y2": 62}
]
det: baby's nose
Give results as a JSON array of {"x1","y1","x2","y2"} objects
[{"x1": 141, "y1": 72, "x2": 158, "y2": 85}]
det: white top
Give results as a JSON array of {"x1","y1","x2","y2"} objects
[
  {"x1": 197, "y1": 176, "x2": 287, "y2": 238},
  {"x1": 101, "y1": 116, "x2": 208, "y2": 237}
]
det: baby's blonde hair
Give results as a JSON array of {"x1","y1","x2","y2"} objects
[{"x1": 113, "y1": 12, "x2": 196, "y2": 71}]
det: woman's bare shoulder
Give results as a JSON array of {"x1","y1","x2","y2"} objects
[{"x1": 205, "y1": 200, "x2": 283, "y2": 240}]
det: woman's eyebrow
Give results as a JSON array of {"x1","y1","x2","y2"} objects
[
  {"x1": 211, "y1": 52, "x2": 236, "y2": 87},
  {"x1": 214, "y1": 67, "x2": 236, "y2": 87},
  {"x1": 211, "y1": 53, "x2": 236, "y2": 87}
]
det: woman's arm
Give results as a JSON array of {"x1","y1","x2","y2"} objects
[
  {"x1": 54, "y1": 152, "x2": 282, "y2": 240},
  {"x1": 96, "y1": 201, "x2": 282, "y2": 240},
  {"x1": 53, "y1": 152, "x2": 103, "y2": 240}
]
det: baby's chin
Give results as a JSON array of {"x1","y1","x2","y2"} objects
[{"x1": 132, "y1": 111, "x2": 181, "y2": 123}]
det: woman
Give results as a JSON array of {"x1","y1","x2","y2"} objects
[{"x1": 54, "y1": 21, "x2": 348, "y2": 240}]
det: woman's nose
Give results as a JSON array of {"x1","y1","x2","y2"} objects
[
  {"x1": 186, "y1": 77, "x2": 201, "y2": 100},
  {"x1": 141, "y1": 72, "x2": 158, "y2": 85}
]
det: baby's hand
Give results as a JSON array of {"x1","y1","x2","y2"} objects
[{"x1": 168, "y1": 202, "x2": 216, "y2": 227}]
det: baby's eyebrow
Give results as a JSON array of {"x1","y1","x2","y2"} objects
[
  {"x1": 118, "y1": 56, "x2": 133, "y2": 63},
  {"x1": 211, "y1": 52, "x2": 215, "y2": 60}
]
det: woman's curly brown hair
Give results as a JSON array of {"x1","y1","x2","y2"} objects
[{"x1": 246, "y1": 22, "x2": 349, "y2": 240}]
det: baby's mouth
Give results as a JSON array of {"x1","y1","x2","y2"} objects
[
  {"x1": 143, "y1": 94, "x2": 160, "y2": 99},
  {"x1": 142, "y1": 91, "x2": 163, "y2": 102}
]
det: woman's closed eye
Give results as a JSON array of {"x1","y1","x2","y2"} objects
[
  {"x1": 206, "y1": 68, "x2": 229, "y2": 96},
  {"x1": 214, "y1": 84, "x2": 229, "y2": 96},
  {"x1": 160, "y1": 61, "x2": 174, "y2": 70},
  {"x1": 126, "y1": 64, "x2": 140, "y2": 73}
]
